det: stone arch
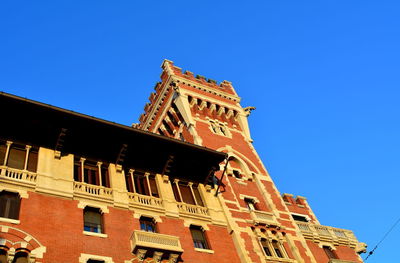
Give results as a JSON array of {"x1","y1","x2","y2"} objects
[
  {"x1": 0, "y1": 225, "x2": 46, "y2": 260},
  {"x1": 216, "y1": 147, "x2": 262, "y2": 176}
]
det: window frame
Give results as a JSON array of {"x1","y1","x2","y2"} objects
[
  {"x1": 83, "y1": 206, "x2": 104, "y2": 234},
  {"x1": 0, "y1": 141, "x2": 38, "y2": 173},
  {"x1": 190, "y1": 225, "x2": 210, "y2": 250},
  {"x1": 172, "y1": 180, "x2": 205, "y2": 207},
  {"x1": 139, "y1": 216, "x2": 157, "y2": 233},
  {"x1": 74, "y1": 158, "x2": 110, "y2": 188},
  {"x1": 0, "y1": 191, "x2": 21, "y2": 220}
]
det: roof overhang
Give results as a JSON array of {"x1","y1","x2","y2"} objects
[{"x1": 0, "y1": 92, "x2": 226, "y2": 182}]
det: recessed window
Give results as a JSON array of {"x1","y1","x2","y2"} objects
[
  {"x1": 84, "y1": 207, "x2": 103, "y2": 234},
  {"x1": 87, "y1": 260, "x2": 105, "y2": 263},
  {"x1": 190, "y1": 225, "x2": 210, "y2": 249},
  {"x1": 12, "y1": 251, "x2": 29, "y2": 263},
  {"x1": 172, "y1": 181, "x2": 204, "y2": 206},
  {"x1": 0, "y1": 141, "x2": 38, "y2": 172},
  {"x1": 260, "y1": 238, "x2": 272, "y2": 256},
  {"x1": 272, "y1": 240, "x2": 284, "y2": 258},
  {"x1": 244, "y1": 198, "x2": 257, "y2": 211},
  {"x1": 0, "y1": 248, "x2": 7, "y2": 263},
  {"x1": 74, "y1": 158, "x2": 110, "y2": 187},
  {"x1": 292, "y1": 214, "x2": 308, "y2": 222},
  {"x1": 232, "y1": 170, "x2": 242, "y2": 179},
  {"x1": 125, "y1": 170, "x2": 159, "y2": 198},
  {"x1": 323, "y1": 246, "x2": 337, "y2": 259},
  {"x1": 209, "y1": 121, "x2": 229, "y2": 137},
  {"x1": 0, "y1": 191, "x2": 20, "y2": 220},
  {"x1": 140, "y1": 216, "x2": 157, "y2": 233}
]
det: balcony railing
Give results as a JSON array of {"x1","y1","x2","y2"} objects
[
  {"x1": 131, "y1": 230, "x2": 183, "y2": 253},
  {"x1": 177, "y1": 203, "x2": 209, "y2": 217},
  {"x1": 297, "y1": 222, "x2": 358, "y2": 245},
  {"x1": 250, "y1": 210, "x2": 277, "y2": 225},
  {"x1": 0, "y1": 166, "x2": 37, "y2": 186},
  {"x1": 128, "y1": 192, "x2": 163, "y2": 209},
  {"x1": 73, "y1": 181, "x2": 113, "y2": 200}
]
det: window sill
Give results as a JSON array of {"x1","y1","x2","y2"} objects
[
  {"x1": 0, "y1": 217, "x2": 20, "y2": 224},
  {"x1": 83, "y1": 231, "x2": 108, "y2": 238},
  {"x1": 194, "y1": 248, "x2": 214, "y2": 254}
]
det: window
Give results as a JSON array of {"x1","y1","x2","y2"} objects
[
  {"x1": 125, "y1": 170, "x2": 159, "y2": 198},
  {"x1": 260, "y1": 238, "x2": 272, "y2": 256},
  {"x1": 172, "y1": 181, "x2": 204, "y2": 206},
  {"x1": 0, "y1": 249, "x2": 7, "y2": 263},
  {"x1": 140, "y1": 216, "x2": 157, "y2": 233},
  {"x1": 84, "y1": 207, "x2": 103, "y2": 233},
  {"x1": 87, "y1": 260, "x2": 105, "y2": 263},
  {"x1": 292, "y1": 214, "x2": 309, "y2": 222},
  {"x1": 232, "y1": 170, "x2": 242, "y2": 179},
  {"x1": 323, "y1": 246, "x2": 337, "y2": 259},
  {"x1": 74, "y1": 158, "x2": 110, "y2": 187},
  {"x1": 244, "y1": 198, "x2": 257, "y2": 211},
  {"x1": 12, "y1": 251, "x2": 28, "y2": 263},
  {"x1": 0, "y1": 141, "x2": 38, "y2": 172},
  {"x1": 209, "y1": 121, "x2": 229, "y2": 137},
  {"x1": 272, "y1": 240, "x2": 284, "y2": 258},
  {"x1": 0, "y1": 191, "x2": 20, "y2": 220},
  {"x1": 190, "y1": 225, "x2": 209, "y2": 249}
]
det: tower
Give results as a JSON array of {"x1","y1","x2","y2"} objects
[{"x1": 138, "y1": 59, "x2": 366, "y2": 263}]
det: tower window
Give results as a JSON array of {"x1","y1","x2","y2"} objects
[
  {"x1": 0, "y1": 191, "x2": 20, "y2": 220},
  {"x1": 323, "y1": 246, "x2": 337, "y2": 259},
  {"x1": 232, "y1": 170, "x2": 242, "y2": 179},
  {"x1": 244, "y1": 198, "x2": 257, "y2": 211},
  {"x1": 87, "y1": 260, "x2": 105, "y2": 263},
  {"x1": 190, "y1": 225, "x2": 210, "y2": 249},
  {"x1": 272, "y1": 240, "x2": 284, "y2": 258},
  {"x1": 84, "y1": 207, "x2": 103, "y2": 234},
  {"x1": 260, "y1": 238, "x2": 272, "y2": 256}
]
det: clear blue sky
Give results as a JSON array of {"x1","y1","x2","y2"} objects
[{"x1": 1, "y1": 1, "x2": 399, "y2": 262}]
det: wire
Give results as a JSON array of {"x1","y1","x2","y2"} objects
[{"x1": 364, "y1": 216, "x2": 400, "y2": 261}]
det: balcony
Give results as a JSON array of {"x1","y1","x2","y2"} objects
[
  {"x1": 0, "y1": 166, "x2": 37, "y2": 187},
  {"x1": 250, "y1": 210, "x2": 278, "y2": 226},
  {"x1": 73, "y1": 181, "x2": 113, "y2": 201},
  {"x1": 128, "y1": 192, "x2": 164, "y2": 210},
  {"x1": 297, "y1": 222, "x2": 359, "y2": 246},
  {"x1": 177, "y1": 203, "x2": 209, "y2": 218},
  {"x1": 131, "y1": 230, "x2": 183, "y2": 253}
]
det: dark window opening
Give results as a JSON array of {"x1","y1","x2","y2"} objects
[
  {"x1": 272, "y1": 240, "x2": 284, "y2": 258},
  {"x1": 12, "y1": 251, "x2": 28, "y2": 263},
  {"x1": 0, "y1": 142, "x2": 7, "y2": 165},
  {"x1": 260, "y1": 239, "x2": 272, "y2": 256},
  {"x1": 323, "y1": 246, "x2": 338, "y2": 259},
  {"x1": 232, "y1": 170, "x2": 241, "y2": 179},
  {"x1": 0, "y1": 249, "x2": 7, "y2": 263},
  {"x1": 27, "y1": 150, "x2": 38, "y2": 172},
  {"x1": 140, "y1": 216, "x2": 157, "y2": 233},
  {"x1": 87, "y1": 260, "x2": 105, "y2": 263},
  {"x1": 0, "y1": 191, "x2": 20, "y2": 220},
  {"x1": 245, "y1": 198, "x2": 257, "y2": 211},
  {"x1": 84, "y1": 207, "x2": 103, "y2": 233},
  {"x1": 167, "y1": 111, "x2": 179, "y2": 127},
  {"x1": 190, "y1": 225, "x2": 209, "y2": 249},
  {"x1": 7, "y1": 146, "x2": 25, "y2": 170},
  {"x1": 292, "y1": 214, "x2": 308, "y2": 222}
]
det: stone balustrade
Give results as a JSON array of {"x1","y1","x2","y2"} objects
[
  {"x1": 128, "y1": 192, "x2": 163, "y2": 209},
  {"x1": 177, "y1": 202, "x2": 209, "y2": 217},
  {"x1": 131, "y1": 230, "x2": 183, "y2": 253},
  {"x1": 73, "y1": 181, "x2": 113, "y2": 200},
  {"x1": 297, "y1": 222, "x2": 359, "y2": 246},
  {"x1": 0, "y1": 166, "x2": 37, "y2": 186}
]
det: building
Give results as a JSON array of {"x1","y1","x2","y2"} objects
[{"x1": 0, "y1": 60, "x2": 366, "y2": 263}]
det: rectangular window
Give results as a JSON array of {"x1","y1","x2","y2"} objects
[
  {"x1": 87, "y1": 260, "x2": 105, "y2": 263},
  {"x1": 272, "y1": 240, "x2": 284, "y2": 258},
  {"x1": 179, "y1": 184, "x2": 196, "y2": 205},
  {"x1": 27, "y1": 150, "x2": 38, "y2": 172},
  {"x1": 140, "y1": 216, "x2": 157, "y2": 233},
  {"x1": 0, "y1": 191, "x2": 20, "y2": 220},
  {"x1": 260, "y1": 239, "x2": 272, "y2": 256},
  {"x1": 84, "y1": 207, "x2": 103, "y2": 233},
  {"x1": 0, "y1": 142, "x2": 7, "y2": 165},
  {"x1": 7, "y1": 146, "x2": 25, "y2": 170},
  {"x1": 323, "y1": 246, "x2": 337, "y2": 259},
  {"x1": 292, "y1": 214, "x2": 308, "y2": 222},
  {"x1": 245, "y1": 198, "x2": 256, "y2": 211},
  {"x1": 190, "y1": 225, "x2": 209, "y2": 249}
]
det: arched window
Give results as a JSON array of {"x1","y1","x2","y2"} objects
[
  {"x1": 0, "y1": 249, "x2": 7, "y2": 263},
  {"x1": 12, "y1": 251, "x2": 28, "y2": 263},
  {"x1": 272, "y1": 240, "x2": 284, "y2": 258},
  {"x1": 0, "y1": 191, "x2": 20, "y2": 220},
  {"x1": 190, "y1": 225, "x2": 210, "y2": 249},
  {"x1": 83, "y1": 207, "x2": 103, "y2": 233}
]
